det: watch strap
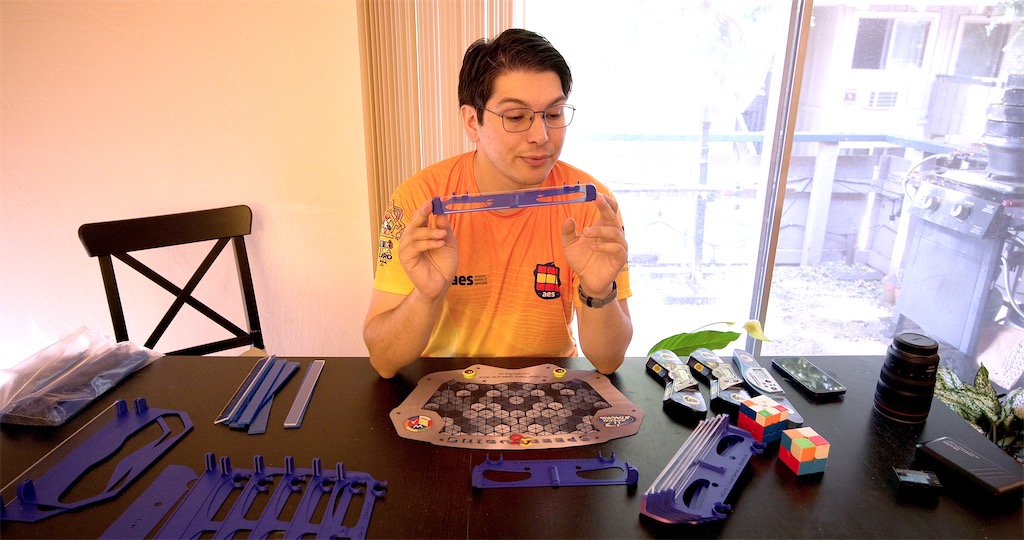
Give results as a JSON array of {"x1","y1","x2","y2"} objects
[{"x1": 578, "y1": 281, "x2": 618, "y2": 308}]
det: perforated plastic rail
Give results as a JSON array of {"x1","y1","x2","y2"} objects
[
  {"x1": 432, "y1": 183, "x2": 597, "y2": 214},
  {"x1": 472, "y1": 452, "x2": 638, "y2": 488},
  {"x1": 103, "y1": 453, "x2": 388, "y2": 540}
]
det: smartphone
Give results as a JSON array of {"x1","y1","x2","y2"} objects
[{"x1": 771, "y1": 357, "x2": 846, "y2": 400}]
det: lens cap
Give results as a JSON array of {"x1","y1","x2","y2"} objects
[{"x1": 894, "y1": 333, "x2": 938, "y2": 356}]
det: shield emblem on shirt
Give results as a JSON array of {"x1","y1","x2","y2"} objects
[{"x1": 534, "y1": 262, "x2": 561, "y2": 300}]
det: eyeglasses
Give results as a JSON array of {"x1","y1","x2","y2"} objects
[{"x1": 481, "y1": 104, "x2": 575, "y2": 133}]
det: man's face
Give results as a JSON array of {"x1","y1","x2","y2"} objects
[{"x1": 463, "y1": 70, "x2": 567, "y2": 193}]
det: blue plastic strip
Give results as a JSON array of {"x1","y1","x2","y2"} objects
[
  {"x1": 284, "y1": 359, "x2": 325, "y2": 428},
  {"x1": 1, "y1": 399, "x2": 192, "y2": 523},
  {"x1": 432, "y1": 183, "x2": 597, "y2": 215},
  {"x1": 229, "y1": 357, "x2": 286, "y2": 427},
  {"x1": 247, "y1": 394, "x2": 273, "y2": 435},
  {"x1": 228, "y1": 357, "x2": 299, "y2": 431},
  {"x1": 472, "y1": 452, "x2": 638, "y2": 489},
  {"x1": 216, "y1": 356, "x2": 271, "y2": 424}
]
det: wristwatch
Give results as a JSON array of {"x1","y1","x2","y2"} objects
[{"x1": 578, "y1": 282, "x2": 618, "y2": 308}]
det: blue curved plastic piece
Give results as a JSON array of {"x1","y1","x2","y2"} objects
[
  {"x1": 1, "y1": 398, "x2": 192, "y2": 523},
  {"x1": 640, "y1": 414, "x2": 764, "y2": 524},
  {"x1": 472, "y1": 451, "x2": 638, "y2": 488}
]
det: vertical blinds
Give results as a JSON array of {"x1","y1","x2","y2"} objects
[{"x1": 360, "y1": 0, "x2": 515, "y2": 265}]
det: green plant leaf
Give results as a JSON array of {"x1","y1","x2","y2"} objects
[
  {"x1": 936, "y1": 386, "x2": 987, "y2": 424},
  {"x1": 935, "y1": 397, "x2": 975, "y2": 424},
  {"x1": 937, "y1": 366, "x2": 1023, "y2": 453},
  {"x1": 936, "y1": 366, "x2": 968, "y2": 392},
  {"x1": 973, "y1": 364, "x2": 999, "y2": 400},
  {"x1": 647, "y1": 330, "x2": 741, "y2": 357},
  {"x1": 1003, "y1": 387, "x2": 1024, "y2": 422}
]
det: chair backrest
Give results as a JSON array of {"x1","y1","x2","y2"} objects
[{"x1": 78, "y1": 205, "x2": 265, "y2": 356}]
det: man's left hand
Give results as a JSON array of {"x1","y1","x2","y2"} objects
[{"x1": 561, "y1": 193, "x2": 627, "y2": 298}]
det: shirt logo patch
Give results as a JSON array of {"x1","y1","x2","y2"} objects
[
  {"x1": 378, "y1": 238, "x2": 395, "y2": 265},
  {"x1": 534, "y1": 262, "x2": 561, "y2": 300},
  {"x1": 452, "y1": 274, "x2": 487, "y2": 286},
  {"x1": 378, "y1": 201, "x2": 406, "y2": 267}
]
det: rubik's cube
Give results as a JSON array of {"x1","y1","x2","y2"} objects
[
  {"x1": 737, "y1": 395, "x2": 788, "y2": 443},
  {"x1": 780, "y1": 427, "x2": 830, "y2": 475}
]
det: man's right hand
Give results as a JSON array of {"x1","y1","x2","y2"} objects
[{"x1": 398, "y1": 200, "x2": 458, "y2": 299}]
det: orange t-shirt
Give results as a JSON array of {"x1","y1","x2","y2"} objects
[{"x1": 373, "y1": 151, "x2": 631, "y2": 358}]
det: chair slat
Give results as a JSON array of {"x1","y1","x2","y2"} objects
[{"x1": 79, "y1": 205, "x2": 252, "y2": 256}]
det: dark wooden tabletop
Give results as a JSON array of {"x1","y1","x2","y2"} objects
[{"x1": 1, "y1": 355, "x2": 1021, "y2": 539}]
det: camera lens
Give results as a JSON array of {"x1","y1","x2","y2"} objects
[{"x1": 873, "y1": 333, "x2": 940, "y2": 424}]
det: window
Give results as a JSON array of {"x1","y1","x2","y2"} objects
[
  {"x1": 954, "y1": 22, "x2": 1011, "y2": 78},
  {"x1": 363, "y1": 1, "x2": 1024, "y2": 391},
  {"x1": 852, "y1": 17, "x2": 931, "y2": 70},
  {"x1": 852, "y1": 18, "x2": 891, "y2": 69},
  {"x1": 519, "y1": 1, "x2": 1020, "y2": 390},
  {"x1": 524, "y1": 0, "x2": 798, "y2": 356}
]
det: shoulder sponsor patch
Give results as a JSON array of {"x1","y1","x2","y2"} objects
[
  {"x1": 378, "y1": 201, "x2": 406, "y2": 267},
  {"x1": 380, "y1": 201, "x2": 406, "y2": 240}
]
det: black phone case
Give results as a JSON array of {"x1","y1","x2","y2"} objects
[{"x1": 770, "y1": 358, "x2": 846, "y2": 401}]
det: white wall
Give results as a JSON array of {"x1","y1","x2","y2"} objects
[{"x1": 0, "y1": 0, "x2": 373, "y2": 365}]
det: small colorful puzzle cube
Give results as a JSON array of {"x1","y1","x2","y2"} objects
[
  {"x1": 737, "y1": 395, "x2": 789, "y2": 443},
  {"x1": 780, "y1": 426, "x2": 830, "y2": 475}
]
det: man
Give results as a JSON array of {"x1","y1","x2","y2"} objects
[{"x1": 364, "y1": 28, "x2": 631, "y2": 379}]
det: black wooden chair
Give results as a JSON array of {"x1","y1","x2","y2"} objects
[{"x1": 78, "y1": 205, "x2": 266, "y2": 356}]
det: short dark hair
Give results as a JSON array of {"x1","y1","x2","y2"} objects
[{"x1": 458, "y1": 28, "x2": 572, "y2": 124}]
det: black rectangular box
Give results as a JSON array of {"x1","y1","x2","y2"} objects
[{"x1": 916, "y1": 436, "x2": 1024, "y2": 497}]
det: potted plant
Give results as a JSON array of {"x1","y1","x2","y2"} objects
[{"x1": 935, "y1": 365, "x2": 1024, "y2": 464}]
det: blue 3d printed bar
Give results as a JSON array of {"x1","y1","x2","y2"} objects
[
  {"x1": 472, "y1": 452, "x2": 638, "y2": 488},
  {"x1": 432, "y1": 183, "x2": 597, "y2": 214}
]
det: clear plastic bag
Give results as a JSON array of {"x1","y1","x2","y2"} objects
[{"x1": 0, "y1": 328, "x2": 162, "y2": 426}]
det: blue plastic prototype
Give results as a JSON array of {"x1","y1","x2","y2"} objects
[
  {"x1": 216, "y1": 355, "x2": 272, "y2": 423},
  {"x1": 432, "y1": 183, "x2": 597, "y2": 215},
  {"x1": 640, "y1": 414, "x2": 764, "y2": 524},
  {"x1": 0, "y1": 398, "x2": 192, "y2": 523},
  {"x1": 103, "y1": 453, "x2": 388, "y2": 540},
  {"x1": 472, "y1": 452, "x2": 638, "y2": 488},
  {"x1": 217, "y1": 355, "x2": 300, "y2": 434},
  {"x1": 99, "y1": 464, "x2": 196, "y2": 538}
]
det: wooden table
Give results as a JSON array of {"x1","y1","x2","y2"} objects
[{"x1": 2, "y1": 355, "x2": 1021, "y2": 538}]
